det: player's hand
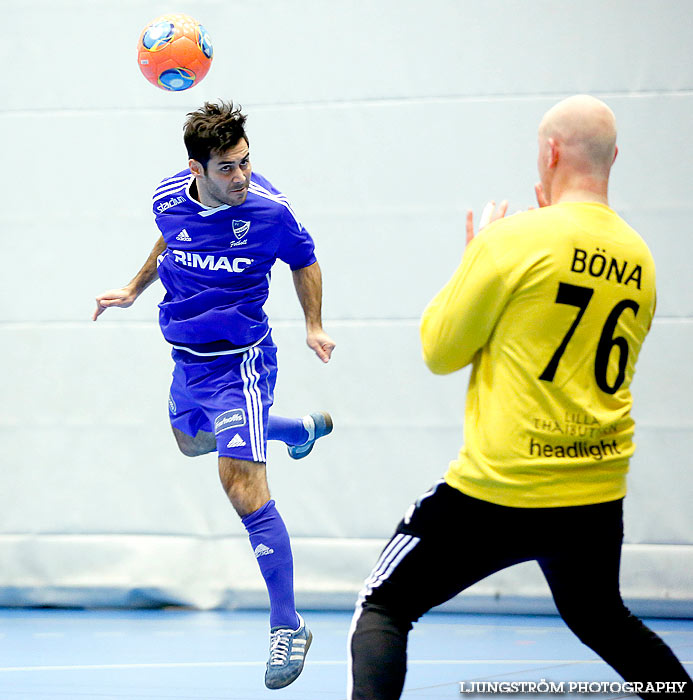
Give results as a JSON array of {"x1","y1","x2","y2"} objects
[
  {"x1": 306, "y1": 328, "x2": 336, "y2": 363},
  {"x1": 92, "y1": 287, "x2": 138, "y2": 321},
  {"x1": 465, "y1": 200, "x2": 509, "y2": 245},
  {"x1": 534, "y1": 182, "x2": 550, "y2": 208}
]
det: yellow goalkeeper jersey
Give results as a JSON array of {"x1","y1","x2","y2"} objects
[{"x1": 420, "y1": 202, "x2": 656, "y2": 507}]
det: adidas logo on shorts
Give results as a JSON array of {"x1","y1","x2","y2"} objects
[
  {"x1": 176, "y1": 229, "x2": 192, "y2": 241},
  {"x1": 227, "y1": 433, "x2": 246, "y2": 448},
  {"x1": 254, "y1": 543, "x2": 274, "y2": 558}
]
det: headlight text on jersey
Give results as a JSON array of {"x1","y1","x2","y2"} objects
[{"x1": 172, "y1": 250, "x2": 252, "y2": 273}]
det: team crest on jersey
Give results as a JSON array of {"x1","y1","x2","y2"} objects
[{"x1": 232, "y1": 220, "x2": 250, "y2": 240}]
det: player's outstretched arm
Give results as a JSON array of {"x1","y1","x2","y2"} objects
[
  {"x1": 465, "y1": 200, "x2": 509, "y2": 246},
  {"x1": 291, "y1": 261, "x2": 336, "y2": 364},
  {"x1": 92, "y1": 236, "x2": 166, "y2": 321},
  {"x1": 421, "y1": 200, "x2": 511, "y2": 374}
]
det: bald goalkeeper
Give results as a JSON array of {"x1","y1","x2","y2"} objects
[{"x1": 348, "y1": 96, "x2": 692, "y2": 699}]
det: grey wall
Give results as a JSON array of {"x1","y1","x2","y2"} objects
[{"x1": 1, "y1": 0, "x2": 691, "y2": 614}]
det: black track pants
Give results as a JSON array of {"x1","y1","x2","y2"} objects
[{"x1": 348, "y1": 482, "x2": 692, "y2": 700}]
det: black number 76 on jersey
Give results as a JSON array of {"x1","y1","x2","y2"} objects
[{"x1": 539, "y1": 282, "x2": 639, "y2": 395}]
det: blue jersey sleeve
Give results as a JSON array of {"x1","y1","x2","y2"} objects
[
  {"x1": 276, "y1": 205, "x2": 317, "y2": 270},
  {"x1": 251, "y1": 172, "x2": 317, "y2": 270}
]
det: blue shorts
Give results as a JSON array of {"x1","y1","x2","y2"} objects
[{"x1": 168, "y1": 336, "x2": 277, "y2": 461}]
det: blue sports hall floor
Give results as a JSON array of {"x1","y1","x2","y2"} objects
[{"x1": 0, "y1": 609, "x2": 690, "y2": 699}]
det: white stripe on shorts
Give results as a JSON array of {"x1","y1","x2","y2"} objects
[
  {"x1": 353, "y1": 533, "x2": 421, "y2": 611},
  {"x1": 368, "y1": 535, "x2": 420, "y2": 594},
  {"x1": 248, "y1": 347, "x2": 266, "y2": 462},
  {"x1": 240, "y1": 350, "x2": 259, "y2": 461},
  {"x1": 240, "y1": 347, "x2": 266, "y2": 463}
]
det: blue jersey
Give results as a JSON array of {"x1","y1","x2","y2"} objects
[{"x1": 153, "y1": 170, "x2": 316, "y2": 355}]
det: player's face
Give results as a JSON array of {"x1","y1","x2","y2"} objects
[{"x1": 192, "y1": 139, "x2": 252, "y2": 207}]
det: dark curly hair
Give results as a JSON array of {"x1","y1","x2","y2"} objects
[{"x1": 183, "y1": 100, "x2": 249, "y2": 169}]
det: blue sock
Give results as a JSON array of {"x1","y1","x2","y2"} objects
[
  {"x1": 242, "y1": 500, "x2": 300, "y2": 630},
  {"x1": 267, "y1": 415, "x2": 308, "y2": 446}
]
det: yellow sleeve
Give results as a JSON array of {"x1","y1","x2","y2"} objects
[{"x1": 420, "y1": 236, "x2": 511, "y2": 375}]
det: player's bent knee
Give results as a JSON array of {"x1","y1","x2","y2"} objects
[
  {"x1": 557, "y1": 600, "x2": 635, "y2": 649},
  {"x1": 174, "y1": 435, "x2": 200, "y2": 457},
  {"x1": 172, "y1": 427, "x2": 216, "y2": 457},
  {"x1": 178, "y1": 442, "x2": 203, "y2": 457}
]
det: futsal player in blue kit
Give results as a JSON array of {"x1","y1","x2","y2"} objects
[{"x1": 93, "y1": 100, "x2": 335, "y2": 689}]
